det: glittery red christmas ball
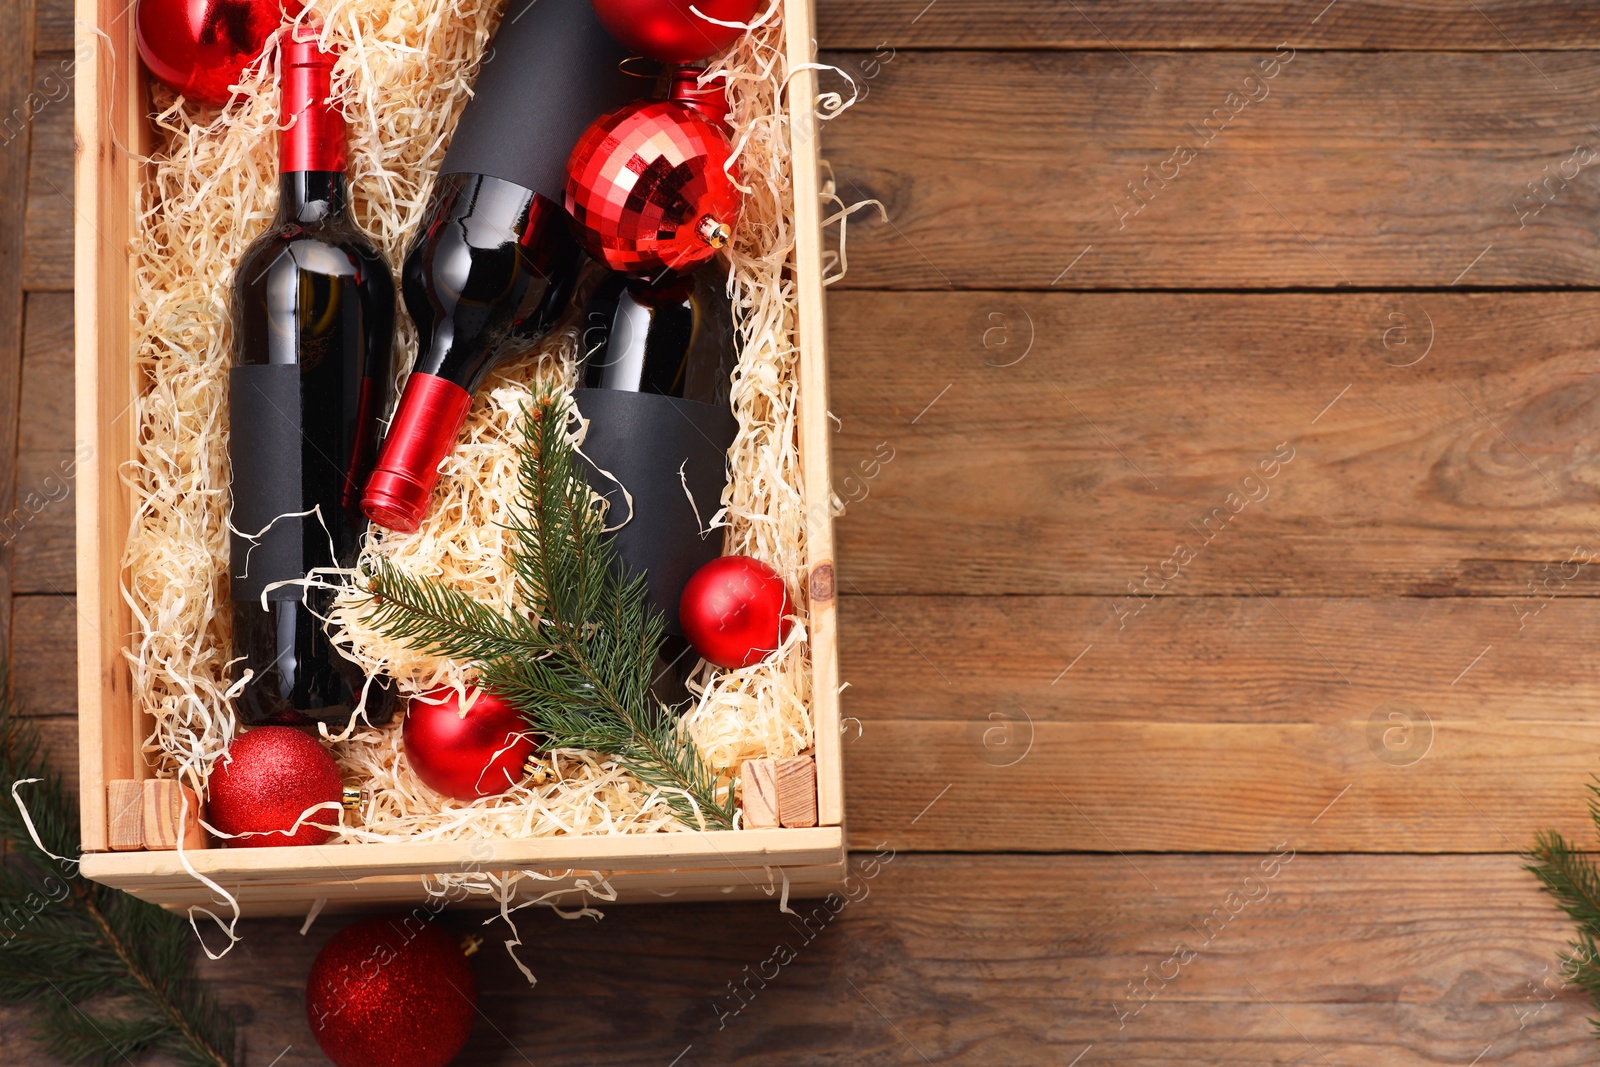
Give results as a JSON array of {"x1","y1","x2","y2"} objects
[
  {"x1": 136, "y1": 0, "x2": 304, "y2": 108},
  {"x1": 590, "y1": 0, "x2": 761, "y2": 63},
  {"x1": 403, "y1": 688, "x2": 535, "y2": 802},
  {"x1": 565, "y1": 98, "x2": 742, "y2": 276},
  {"x1": 679, "y1": 556, "x2": 793, "y2": 669},
  {"x1": 306, "y1": 916, "x2": 477, "y2": 1067},
  {"x1": 207, "y1": 726, "x2": 343, "y2": 847}
]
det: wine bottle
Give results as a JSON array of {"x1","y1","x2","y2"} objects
[
  {"x1": 229, "y1": 34, "x2": 396, "y2": 727},
  {"x1": 574, "y1": 264, "x2": 739, "y2": 662},
  {"x1": 361, "y1": 0, "x2": 637, "y2": 533}
]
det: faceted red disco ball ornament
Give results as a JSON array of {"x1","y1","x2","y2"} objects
[
  {"x1": 590, "y1": 0, "x2": 762, "y2": 64},
  {"x1": 565, "y1": 95, "x2": 742, "y2": 276},
  {"x1": 136, "y1": 0, "x2": 304, "y2": 108}
]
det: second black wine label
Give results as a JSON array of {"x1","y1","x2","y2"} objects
[{"x1": 573, "y1": 388, "x2": 738, "y2": 633}]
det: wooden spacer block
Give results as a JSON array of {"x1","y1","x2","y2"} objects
[
  {"x1": 107, "y1": 780, "x2": 144, "y2": 851},
  {"x1": 740, "y1": 759, "x2": 780, "y2": 829},
  {"x1": 141, "y1": 779, "x2": 207, "y2": 851},
  {"x1": 776, "y1": 756, "x2": 818, "y2": 828}
]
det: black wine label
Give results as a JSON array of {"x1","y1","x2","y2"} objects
[
  {"x1": 229, "y1": 365, "x2": 310, "y2": 603},
  {"x1": 441, "y1": 0, "x2": 639, "y2": 201},
  {"x1": 573, "y1": 389, "x2": 738, "y2": 634}
]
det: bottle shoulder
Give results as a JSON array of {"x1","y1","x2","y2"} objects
[{"x1": 235, "y1": 221, "x2": 394, "y2": 290}]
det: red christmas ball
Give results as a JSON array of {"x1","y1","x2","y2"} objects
[
  {"x1": 306, "y1": 916, "x2": 477, "y2": 1067},
  {"x1": 566, "y1": 97, "x2": 742, "y2": 276},
  {"x1": 207, "y1": 726, "x2": 343, "y2": 847},
  {"x1": 136, "y1": 0, "x2": 304, "y2": 108},
  {"x1": 590, "y1": 0, "x2": 762, "y2": 63},
  {"x1": 680, "y1": 556, "x2": 793, "y2": 669},
  {"x1": 403, "y1": 688, "x2": 535, "y2": 802}
]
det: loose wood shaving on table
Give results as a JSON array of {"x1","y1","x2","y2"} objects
[{"x1": 123, "y1": 0, "x2": 843, "y2": 875}]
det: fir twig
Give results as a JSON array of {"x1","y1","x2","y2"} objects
[
  {"x1": 362, "y1": 391, "x2": 736, "y2": 829},
  {"x1": 0, "y1": 667, "x2": 235, "y2": 1067}
]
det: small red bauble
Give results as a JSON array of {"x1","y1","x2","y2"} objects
[
  {"x1": 590, "y1": 0, "x2": 762, "y2": 64},
  {"x1": 403, "y1": 688, "x2": 535, "y2": 802},
  {"x1": 565, "y1": 94, "x2": 742, "y2": 276},
  {"x1": 680, "y1": 556, "x2": 793, "y2": 669},
  {"x1": 136, "y1": 0, "x2": 304, "y2": 108},
  {"x1": 306, "y1": 916, "x2": 477, "y2": 1067},
  {"x1": 207, "y1": 726, "x2": 343, "y2": 847}
]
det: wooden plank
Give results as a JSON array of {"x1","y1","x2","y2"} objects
[
  {"x1": 819, "y1": 50, "x2": 1600, "y2": 289},
  {"x1": 829, "y1": 291, "x2": 1600, "y2": 596},
  {"x1": 36, "y1": 0, "x2": 72, "y2": 52},
  {"x1": 14, "y1": 294, "x2": 77, "y2": 591},
  {"x1": 30, "y1": 717, "x2": 78, "y2": 798},
  {"x1": 10, "y1": 593, "x2": 76, "y2": 718},
  {"x1": 184, "y1": 854, "x2": 1593, "y2": 1065},
  {"x1": 22, "y1": 53, "x2": 73, "y2": 292},
  {"x1": 10, "y1": 450, "x2": 77, "y2": 592},
  {"x1": 128, "y1": 862, "x2": 849, "y2": 913},
  {"x1": 838, "y1": 596, "x2": 1600, "y2": 727},
  {"x1": 17, "y1": 290, "x2": 71, "y2": 452},
  {"x1": 0, "y1": 0, "x2": 37, "y2": 663},
  {"x1": 842, "y1": 720, "x2": 1600, "y2": 853},
  {"x1": 816, "y1": 0, "x2": 1600, "y2": 50},
  {"x1": 75, "y1": 0, "x2": 143, "y2": 853},
  {"x1": 79, "y1": 826, "x2": 846, "y2": 892},
  {"x1": 785, "y1": 0, "x2": 845, "y2": 830}
]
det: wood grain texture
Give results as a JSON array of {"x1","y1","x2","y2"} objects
[
  {"x1": 34, "y1": 0, "x2": 68, "y2": 52},
  {"x1": 21, "y1": 53, "x2": 72, "y2": 292},
  {"x1": 742, "y1": 758, "x2": 781, "y2": 828},
  {"x1": 841, "y1": 719, "x2": 1600, "y2": 852},
  {"x1": 837, "y1": 596, "x2": 1600, "y2": 726},
  {"x1": 818, "y1": 50, "x2": 1600, "y2": 289},
  {"x1": 141, "y1": 779, "x2": 205, "y2": 851},
  {"x1": 815, "y1": 0, "x2": 1600, "y2": 50},
  {"x1": 10, "y1": 593, "x2": 76, "y2": 718},
  {"x1": 178, "y1": 854, "x2": 1591, "y2": 1066},
  {"x1": 829, "y1": 291, "x2": 1600, "y2": 595},
  {"x1": 777, "y1": 756, "x2": 819, "y2": 828},
  {"x1": 12, "y1": 292, "x2": 76, "y2": 593},
  {"x1": 0, "y1": 0, "x2": 36, "y2": 664},
  {"x1": 105, "y1": 778, "x2": 141, "y2": 850}
]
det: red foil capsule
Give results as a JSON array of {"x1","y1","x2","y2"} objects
[
  {"x1": 279, "y1": 31, "x2": 346, "y2": 174},
  {"x1": 361, "y1": 373, "x2": 474, "y2": 533}
]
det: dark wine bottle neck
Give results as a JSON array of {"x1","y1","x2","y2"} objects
[{"x1": 280, "y1": 172, "x2": 348, "y2": 225}]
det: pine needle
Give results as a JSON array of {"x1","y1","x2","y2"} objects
[
  {"x1": 0, "y1": 667, "x2": 235, "y2": 1066},
  {"x1": 361, "y1": 390, "x2": 736, "y2": 829}
]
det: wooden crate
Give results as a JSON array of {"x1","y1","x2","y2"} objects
[{"x1": 72, "y1": 0, "x2": 844, "y2": 914}]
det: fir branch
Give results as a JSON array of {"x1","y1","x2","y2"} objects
[
  {"x1": 0, "y1": 668, "x2": 235, "y2": 1067},
  {"x1": 361, "y1": 391, "x2": 736, "y2": 829}
]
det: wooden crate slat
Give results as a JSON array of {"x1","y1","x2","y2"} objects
[
  {"x1": 81, "y1": 826, "x2": 845, "y2": 893},
  {"x1": 74, "y1": 0, "x2": 145, "y2": 853},
  {"x1": 129, "y1": 861, "x2": 850, "y2": 913}
]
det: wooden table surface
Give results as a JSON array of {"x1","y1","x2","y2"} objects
[{"x1": 7, "y1": 0, "x2": 1600, "y2": 1063}]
